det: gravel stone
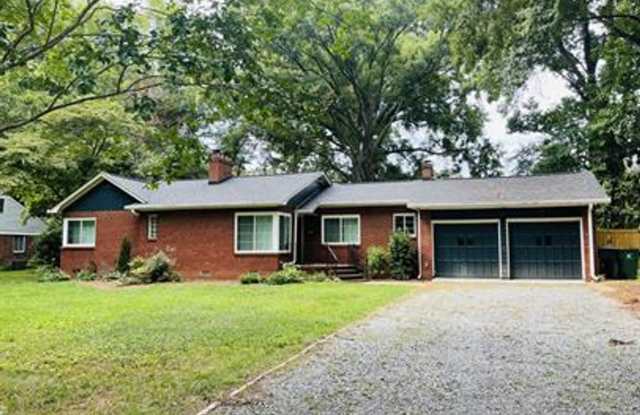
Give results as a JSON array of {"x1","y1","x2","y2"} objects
[{"x1": 215, "y1": 282, "x2": 640, "y2": 415}]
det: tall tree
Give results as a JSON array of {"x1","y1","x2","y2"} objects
[
  {"x1": 0, "y1": 0, "x2": 252, "y2": 208},
  {"x1": 0, "y1": 1, "x2": 245, "y2": 135},
  {"x1": 0, "y1": 0, "x2": 167, "y2": 134},
  {"x1": 190, "y1": 0, "x2": 501, "y2": 182},
  {"x1": 447, "y1": 0, "x2": 640, "y2": 227},
  {"x1": 0, "y1": 100, "x2": 159, "y2": 217}
]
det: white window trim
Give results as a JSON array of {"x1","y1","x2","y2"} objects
[
  {"x1": 393, "y1": 213, "x2": 417, "y2": 237},
  {"x1": 147, "y1": 214, "x2": 158, "y2": 241},
  {"x1": 12, "y1": 235, "x2": 26, "y2": 254},
  {"x1": 234, "y1": 212, "x2": 292, "y2": 255},
  {"x1": 62, "y1": 217, "x2": 96, "y2": 248},
  {"x1": 321, "y1": 214, "x2": 361, "y2": 246}
]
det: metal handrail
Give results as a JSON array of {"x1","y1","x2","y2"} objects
[{"x1": 326, "y1": 245, "x2": 339, "y2": 263}]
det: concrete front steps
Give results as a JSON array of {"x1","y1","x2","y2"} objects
[{"x1": 299, "y1": 263, "x2": 364, "y2": 280}]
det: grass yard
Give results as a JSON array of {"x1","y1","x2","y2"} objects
[{"x1": 0, "y1": 271, "x2": 414, "y2": 415}]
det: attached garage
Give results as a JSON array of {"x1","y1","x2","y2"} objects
[
  {"x1": 508, "y1": 220, "x2": 583, "y2": 280},
  {"x1": 433, "y1": 221, "x2": 501, "y2": 278}
]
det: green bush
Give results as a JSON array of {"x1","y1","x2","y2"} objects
[
  {"x1": 116, "y1": 238, "x2": 132, "y2": 273},
  {"x1": 265, "y1": 265, "x2": 305, "y2": 285},
  {"x1": 36, "y1": 266, "x2": 70, "y2": 283},
  {"x1": 29, "y1": 218, "x2": 62, "y2": 267},
  {"x1": 101, "y1": 271, "x2": 127, "y2": 281},
  {"x1": 365, "y1": 245, "x2": 389, "y2": 278},
  {"x1": 76, "y1": 269, "x2": 97, "y2": 281},
  {"x1": 127, "y1": 251, "x2": 181, "y2": 284},
  {"x1": 305, "y1": 271, "x2": 338, "y2": 282},
  {"x1": 240, "y1": 272, "x2": 262, "y2": 284},
  {"x1": 388, "y1": 231, "x2": 417, "y2": 280}
]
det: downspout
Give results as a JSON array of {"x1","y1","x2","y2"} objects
[
  {"x1": 416, "y1": 209, "x2": 423, "y2": 280},
  {"x1": 284, "y1": 210, "x2": 299, "y2": 266},
  {"x1": 588, "y1": 204, "x2": 595, "y2": 280}
]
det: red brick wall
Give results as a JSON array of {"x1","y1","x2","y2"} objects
[
  {"x1": 60, "y1": 205, "x2": 596, "y2": 281},
  {"x1": 301, "y1": 206, "x2": 418, "y2": 267},
  {"x1": 0, "y1": 235, "x2": 34, "y2": 266},
  {"x1": 61, "y1": 209, "x2": 291, "y2": 280},
  {"x1": 61, "y1": 211, "x2": 140, "y2": 274}
]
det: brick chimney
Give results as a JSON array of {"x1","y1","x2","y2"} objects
[
  {"x1": 208, "y1": 150, "x2": 233, "y2": 184},
  {"x1": 421, "y1": 160, "x2": 434, "y2": 180}
]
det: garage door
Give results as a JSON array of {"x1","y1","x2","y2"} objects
[
  {"x1": 434, "y1": 223, "x2": 500, "y2": 278},
  {"x1": 509, "y1": 222, "x2": 582, "y2": 279}
]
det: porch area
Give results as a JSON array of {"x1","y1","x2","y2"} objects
[{"x1": 297, "y1": 213, "x2": 364, "y2": 279}]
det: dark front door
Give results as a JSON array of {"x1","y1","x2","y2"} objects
[
  {"x1": 434, "y1": 223, "x2": 500, "y2": 278},
  {"x1": 509, "y1": 222, "x2": 582, "y2": 279}
]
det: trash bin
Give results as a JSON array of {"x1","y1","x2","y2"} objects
[
  {"x1": 599, "y1": 249, "x2": 620, "y2": 278},
  {"x1": 618, "y1": 250, "x2": 639, "y2": 279}
]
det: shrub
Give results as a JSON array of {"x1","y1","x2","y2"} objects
[
  {"x1": 76, "y1": 269, "x2": 97, "y2": 281},
  {"x1": 128, "y1": 251, "x2": 181, "y2": 284},
  {"x1": 240, "y1": 272, "x2": 262, "y2": 284},
  {"x1": 116, "y1": 238, "x2": 132, "y2": 273},
  {"x1": 365, "y1": 245, "x2": 389, "y2": 278},
  {"x1": 36, "y1": 266, "x2": 70, "y2": 283},
  {"x1": 265, "y1": 265, "x2": 305, "y2": 285},
  {"x1": 305, "y1": 271, "x2": 338, "y2": 282},
  {"x1": 116, "y1": 275, "x2": 146, "y2": 286},
  {"x1": 29, "y1": 218, "x2": 62, "y2": 267},
  {"x1": 388, "y1": 231, "x2": 417, "y2": 280},
  {"x1": 101, "y1": 271, "x2": 127, "y2": 281}
]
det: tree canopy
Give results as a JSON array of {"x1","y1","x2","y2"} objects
[
  {"x1": 187, "y1": 0, "x2": 501, "y2": 181},
  {"x1": 1, "y1": 0, "x2": 639, "y2": 228},
  {"x1": 446, "y1": 0, "x2": 640, "y2": 227}
]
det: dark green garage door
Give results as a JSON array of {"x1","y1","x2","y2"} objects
[
  {"x1": 509, "y1": 222, "x2": 582, "y2": 279},
  {"x1": 434, "y1": 223, "x2": 500, "y2": 278}
]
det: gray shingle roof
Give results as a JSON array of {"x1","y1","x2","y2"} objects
[
  {"x1": 300, "y1": 171, "x2": 609, "y2": 211},
  {"x1": 0, "y1": 195, "x2": 45, "y2": 235},
  {"x1": 105, "y1": 172, "x2": 327, "y2": 211}
]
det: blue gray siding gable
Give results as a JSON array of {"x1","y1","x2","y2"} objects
[{"x1": 66, "y1": 181, "x2": 139, "y2": 212}]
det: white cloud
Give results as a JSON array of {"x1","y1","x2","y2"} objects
[{"x1": 481, "y1": 71, "x2": 573, "y2": 173}]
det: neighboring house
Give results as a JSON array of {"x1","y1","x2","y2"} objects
[
  {"x1": 0, "y1": 194, "x2": 45, "y2": 267},
  {"x1": 49, "y1": 151, "x2": 610, "y2": 281}
]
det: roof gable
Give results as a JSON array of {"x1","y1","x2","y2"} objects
[
  {"x1": 51, "y1": 172, "x2": 329, "y2": 213},
  {"x1": 0, "y1": 195, "x2": 45, "y2": 235},
  {"x1": 67, "y1": 181, "x2": 140, "y2": 212},
  {"x1": 48, "y1": 173, "x2": 146, "y2": 214}
]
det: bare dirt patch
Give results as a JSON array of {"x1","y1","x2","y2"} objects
[{"x1": 592, "y1": 280, "x2": 640, "y2": 315}]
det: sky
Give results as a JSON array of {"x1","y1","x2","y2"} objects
[
  {"x1": 469, "y1": 72, "x2": 572, "y2": 174},
  {"x1": 405, "y1": 70, "x2": 572, "y2": 175}
]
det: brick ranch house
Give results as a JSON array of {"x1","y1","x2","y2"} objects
[
  {"x1": 49, "y1": 151, "x2": 610, "y2": 281},
  {"x1": 0, "y1": 194, "x2": 45, "y2": 268}
]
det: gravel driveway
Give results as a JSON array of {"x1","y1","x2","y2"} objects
[{"x1": 215, "y1": 282, "x2": 640, "y2": 414}]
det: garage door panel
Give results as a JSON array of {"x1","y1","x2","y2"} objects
[
  {"x1": 434, "y1": 223, "x2": 500, "y2": 278},
  {"x1": 509, "y1": 222, "x2": 581, "y2": 279}
]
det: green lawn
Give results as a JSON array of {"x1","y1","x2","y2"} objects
[{"x1": 0, "y1": 271, "x2": 413, "y2": 414}]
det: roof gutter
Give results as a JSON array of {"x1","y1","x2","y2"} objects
[
  {"x1": 297, "y1": 200, "x2": 410, "y2": 214},
  {"x1": 124, "y1": 202, "x2": 285, "y2": 212},
  {"x1": 407, "y1": 198, "x2": 611, "y2": 210},
  {"x1": 0, "y1": 231, "x2": 43, "y2": 236},
  {"x1": 299, "y1": 198, "x2": 610, "y2": 214}
]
